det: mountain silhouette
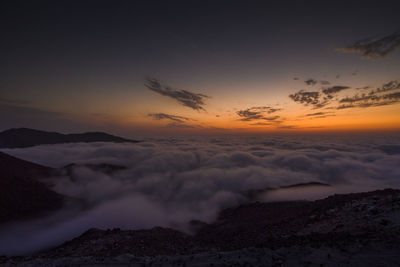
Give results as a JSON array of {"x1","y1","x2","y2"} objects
[
  {"x1": 0, "y1": 151, "x2": 63, "y2": 223},
  {"x1": 0, "y1": 128, "x2": 138, "y2": 148}
]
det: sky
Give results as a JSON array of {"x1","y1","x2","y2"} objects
[{"x1": 1, "y1": 0, "x2": 400, "y2": 137}]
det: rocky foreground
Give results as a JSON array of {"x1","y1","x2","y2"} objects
[{"x1": 2, "y1": 188, "x2": 400, "y2": 266}]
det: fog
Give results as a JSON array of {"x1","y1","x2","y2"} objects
[{"x1": 1, "y1": 135, "x2": 400, "y2": 255}]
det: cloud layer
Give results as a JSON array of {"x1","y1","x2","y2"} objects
[{"x1": 1, "y1": 135, "x2": 400, "y2": 255}]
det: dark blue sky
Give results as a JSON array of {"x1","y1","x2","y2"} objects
[{"x1": 1, "y1": 0, "x2": 400, "y2": 136}]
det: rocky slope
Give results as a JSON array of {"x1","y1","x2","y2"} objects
[
  {"x1": 0, "y1": 152, "x2": 63, "y2": 223},
  {"x1": 2, "y1": 188, "x2": 400, "y2": 266}
]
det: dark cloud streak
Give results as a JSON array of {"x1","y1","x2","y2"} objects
[
  {"x1": 148, "y1": 113, "x2": 193, "y2": 123},
  {"x1": 322, "y1": 86, "x2": 350, "y2": 95},
  {"x1": 305, "y1": 112, "x2": 335, "y2": 118},
  {"x1": 289, "y1": 85, "x2": 351, "y2": 109},
  {"x1": 320, "y1": 80, "x2": 330, "y2": 85},
  {"x1": 337, "y1": 83, "x2": 400, "y2": 109},
  {"x1": 289, "y1": 90, "x2": 322, "y2": 107},
  {"x1": 338, "y1": 30, "x2": 400, "y2": 59},
  {"x1": 145, "y1": 78, "x2": 210, "y2": 111},
  {"x1": 236, "y1": 106, "x2": 282, "y2": 122},
  {"x1": 305, "y1": 79, "x2": 317, "y2": 86},
  {"x1": 290, "y1": 79, "x2": 400, "y2": 110}
]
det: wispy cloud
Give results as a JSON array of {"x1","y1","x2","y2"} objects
[
  {"x1": 276, "y1": 125, "x2": 297, "y2": 129},
  {"x1": 320, "y1": 80, "x2": 330, "y2": 85},
  {"x1": 378, "y1": 80, "x2": 400, "y2": 93},
  {"x1": 356, "y1": 86, "x2": 371, "y2": 90},
  {"x1": 251, "y1": 106, "x2": 282, "y2": 114},
  {"x1": 145, "y1": 77, "x2": 210, "y2": 111},
  {"x1": 304, "y1": 111, "x2": 335, "y2": 119},
  {"x1": 290, "y1": 79, "x2": 400, "y2": 110},
  {"x1": 338, "y1": 91, "x2": 400, "y2": 109},
  {"x1": 289, "y1": 90, "x2": 323, "y2": 107},
  {"x1": 305, "y1": 79, "x2": 317, "y2": 86},
  {"x1": 148, "y1": 113, "x2": 193, "y2": 123},
  {"x1": 322, "y1": 86, "x2": 351, "y2": 96},
  {"x1": 164, "y1": 122, "x2": 196, "y2": 128},
  {"x1": 249, "y1": 122, "x2": 273, "y2": 126},
  {"x1": 305, "y1": 112, "x2": 332, "y2": 117},
  {"x1": 333, "y1": 80, "x2": 400, "y2": 109},
  {"x1": 236, "y1": 106, "x2": 282, "y2": 122},
  {"x1": 339, "y1": 94, "x2": 379, "y2": 104},
  {"x1": 337, "y1": 30, "x2": 400, "y2": 59},
  {"x1": 289, "y1": 85, "x2": 351, "y2": 109},
  {"x1": 148, "y1": 112, "x2": 199, "y2": 129}
]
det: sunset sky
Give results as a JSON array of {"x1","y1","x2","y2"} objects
[{"x1": 1, "y1": 1, "x2": 400, "y2": 137}]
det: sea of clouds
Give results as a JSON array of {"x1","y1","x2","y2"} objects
[{"x1": 0, "y1": 134, "x2": 400, "y2": 255}]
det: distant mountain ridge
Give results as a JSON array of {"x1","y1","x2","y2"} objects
[{"x1": 0, "y1": 128, "x2": 138, "y2": 148}]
